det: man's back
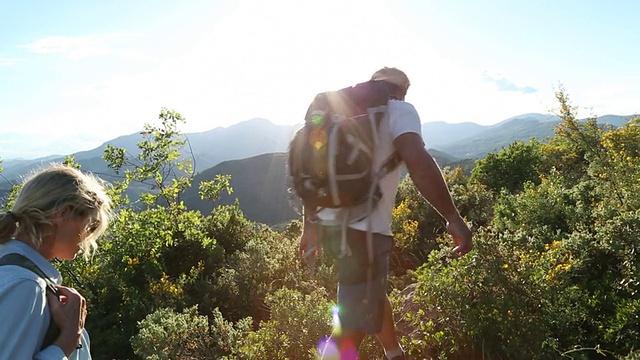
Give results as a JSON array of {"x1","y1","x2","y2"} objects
[{"x1": 347, "y1": 99, "x2": 422, "y2": 235}]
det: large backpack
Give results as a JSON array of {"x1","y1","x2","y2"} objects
[{"x1": 287, "y1": 80, "x2": 400, "y2": 222}]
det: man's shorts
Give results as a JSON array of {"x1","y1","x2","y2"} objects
[{"x1": 321, "y1": 226, "x2": 393, "y2": 334}]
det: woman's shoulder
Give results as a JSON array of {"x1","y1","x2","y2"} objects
[
  {"x1": 0, "y1": 250, "x2": 50, "y2": 294},
  {"x1": 0, "y1": 270, "x2": 48, "y2": 332},
  {"x1": 0, "y1": 240, "x2": 62, "y2": 282},
  {"x1": 0, "y1": 264, "x2": 51, "y2": 360},
  {"x1": 0, "y1": 265, "x2": 48, "y2": 294}
]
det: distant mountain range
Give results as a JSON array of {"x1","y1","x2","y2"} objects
[{"x1": 1, "y1": 113, "x2": 637, "y2": 225}]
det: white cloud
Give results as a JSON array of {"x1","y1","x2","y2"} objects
[
  {"x1": 0, "y1": 57, "x2": 25, "y2": 67},
  {"x1": 19, "y1": 33, "x2": 139, "y2": 60},
  {"x1": 482, "y1": 71, "x2": 537, "y2": 94}
]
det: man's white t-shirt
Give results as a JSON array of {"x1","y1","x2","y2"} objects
[{"x1": 318, "y1": 99, "x2": 422, "y2": 235}]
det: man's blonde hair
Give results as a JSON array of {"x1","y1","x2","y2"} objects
[{"x1": 0, "y1": 163, "x2": 113, "y2": 259}]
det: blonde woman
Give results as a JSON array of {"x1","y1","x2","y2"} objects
[{"x1": 0, "y1": 164, "x2": 112, "y2": 360}]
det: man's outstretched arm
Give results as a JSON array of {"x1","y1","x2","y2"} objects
[{"x1": 394, "y1": 132, "x2": 473, "y2": 255}]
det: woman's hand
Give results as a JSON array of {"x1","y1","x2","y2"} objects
[{"x1": 46, "y1": 286, "x2": 86, "y2": 356}]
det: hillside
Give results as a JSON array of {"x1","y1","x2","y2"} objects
[
  {"x1": 422, "y1": 121, "x2": 485, "y2": 147},
  {"x1": 2, "y1": 113, "x2": 637, "y2": 213},
  {"x1": 181, "y1": 150, "x2": 467, "y2": 226},
  {"x1": 71, "y1": 118, "x2": 300, "y2": 172},
  {"x1": 436, "y1": 114, "x2": 637, "y2": 158},
  {"x1": 438, "y1": 116, "x2": 558, "y2": 158},
  {"x1": 182, "y1": 152, "x2": 298, "y2": 225}
]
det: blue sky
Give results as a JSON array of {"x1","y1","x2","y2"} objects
[{"x1": 1, "y1": 0, "x2": 638, "y2": 160}]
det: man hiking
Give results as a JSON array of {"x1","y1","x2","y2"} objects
[{"x1": 299, "y1": 67, "x2": 473, "y2": 359}]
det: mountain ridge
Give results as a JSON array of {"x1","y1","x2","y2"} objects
[
  {"x1": 1, "y1": 113, "x2": 637, "y2": 184},
  {"x1": 2, "y1": 112, "x2": 638, "y2": 225}
]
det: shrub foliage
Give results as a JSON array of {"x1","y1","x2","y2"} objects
[{"x1": 2, "y1": 92, "x2": 638, "y2": 359}]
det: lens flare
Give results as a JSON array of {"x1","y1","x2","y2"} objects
[
  {"x1": 317, "y1": 337, "x2": 339, "y2": 359},
  {"x1": 316, "y1": 306, "x2": 356, "y2": 359},
  {"x1": 309, "y1": 128, "x2": 327, "y2": 150},
  {"x1": 331, "y1": 305, "x2": 342, "y2": 334},
  {"x1": 317, "y1": 337, "x2": 359, "y2": 360},
  {"x1": 339, "y1": 339, "x2": 359, "y2": 360},
  {"x1": 311, "y1": 112, "x2": 325, "y2": 126}
]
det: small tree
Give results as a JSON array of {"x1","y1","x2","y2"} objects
[
  {"x1": 80, "y1": 109, "x2": 234, "y2": 359},
  {"x1": 470, "y1": 139, "x2": 545, "y2": 194}
]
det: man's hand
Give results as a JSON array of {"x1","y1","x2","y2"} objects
[
  {"x1": 447, "y1": 216, "x2": 473, "y2": 256},
  {"x1": 47, "y1": 286, "x2": 86, "y2": 356},
  {"x1": 299, "y1": 222, "x2": 319, "y2": 266}
]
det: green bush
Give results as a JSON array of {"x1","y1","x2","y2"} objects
[
  {"x1": 132, "y1": 305, "x2": 252, "y2": 359},
  {"x1": 404, "y1": 227, "x2": 554, "y2": 359},
  {"x1": 471, "y1": 139, "x2": 545, "y2": 194},
  {"x1": 132, "y1": 306, "x2": 212, "y2": 360},
  {"x1": 230, "y1": 287, "x2": 333, "y2": 360}
]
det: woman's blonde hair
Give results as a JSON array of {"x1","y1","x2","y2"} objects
[{"x1": 0, "y1": 163, "x2": 113, "y2": 259}]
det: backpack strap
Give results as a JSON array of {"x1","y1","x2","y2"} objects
[
  {"x1": 368, "y1": 102, "x2": 401, "y2": 180},
  {"x1": 0, "y1": 253, "x2": 61, "y2": 350},
  {"x1": 0, "y1": 253, "x2": 58, "y2": 293},
  {"x1": 363, "y1": 106, "x2": 402, "y2": 304},
  {"x1": 379, "y1": 151, "x2": 401, "y2": 178}
]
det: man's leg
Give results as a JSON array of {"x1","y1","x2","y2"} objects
[
  {"x1": 320, "y1": 226, "x2": 368, "y2": 358},
  {"x1": 376, "y1": 294, "x2": 399, "y2": 348},
  {"x1": 377, "y1": 295, "x2": 405, "y2": 359},
  {"x1": 321, "y1": 229, "x2": 398, "y2": 358}
]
